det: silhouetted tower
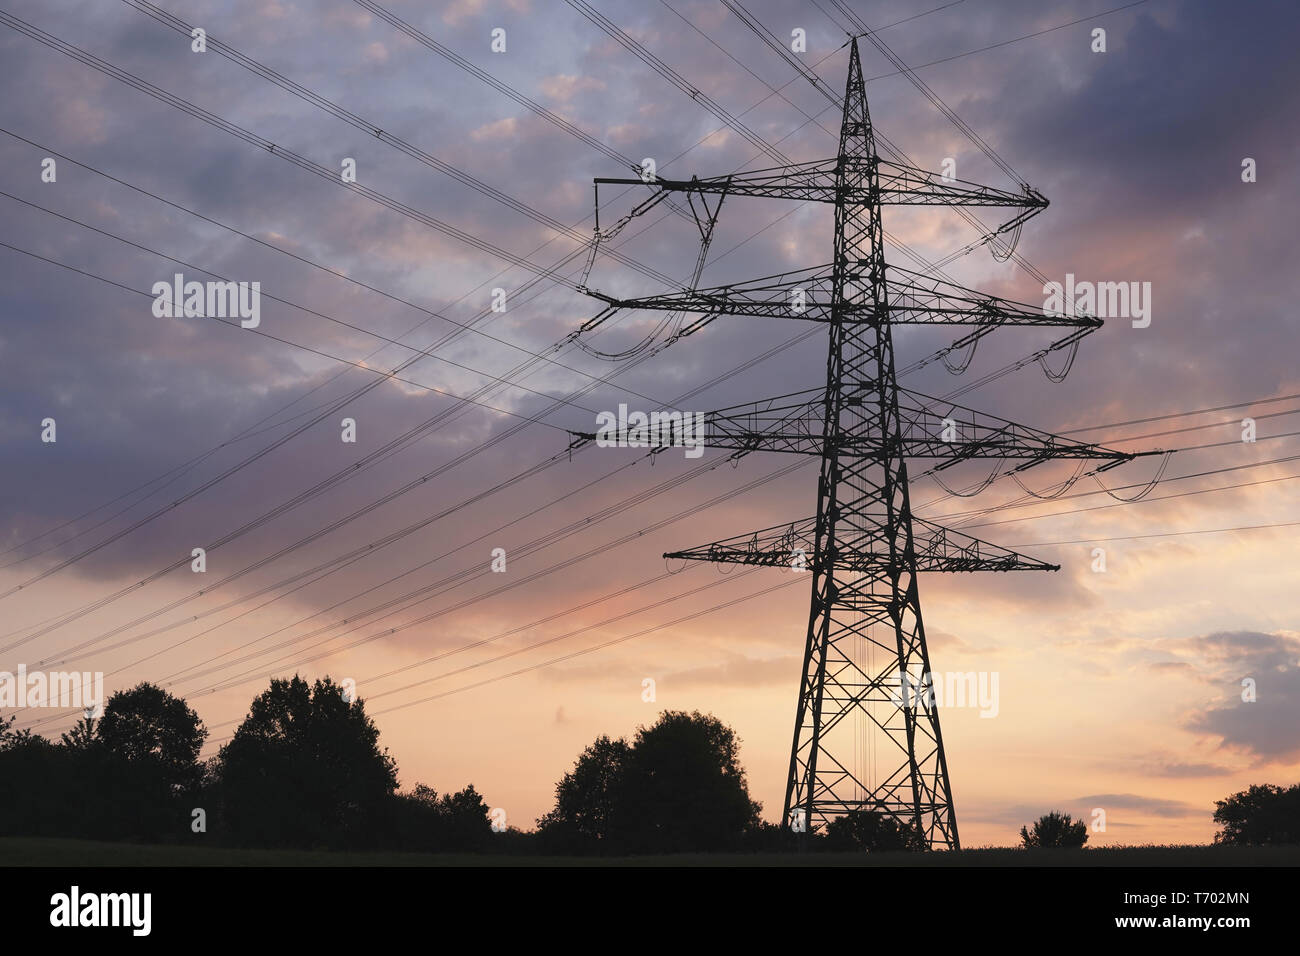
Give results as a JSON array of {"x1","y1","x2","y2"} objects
[{"x1": 576, "y1": 40, "x2": 1162, "y2": 849}]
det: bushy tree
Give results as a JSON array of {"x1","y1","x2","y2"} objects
[
  {"x1": 216, "y1": 675, "x2": 397, "y2": 849},
  {"x1": 1213, "y1": 783, "x2": 1300, "y2": 845},
  {"x1": 390, "y1": 783, "x2": 493, "y2": 852},
  {"x1": 93, "y1": 683, "x2": 208, "y2": 839},
  {"x1": 1019, "y1": 810, "x2": 1088, "y2": 848},
  {"x1": 538, "y1": 711, "x2": 762, "y2": 854},
  {"x1": 59, "y1": 715, "x2": 98, "y2": 751},
  {"x1": 97, "y1": 683, "x2": 206, "y2": 791},
  {"x1": 825, "y1": 808, "x2": 925, "y2": 852},
  {"x1": 622, "y1": 710, "x2": 762, "y2": 853},
  {"x1": 0, "y1": 727, "x2": 67, "y2": 837},
  {"x1": 0, "y1": 687, "x2": 207, "y2": 842},
  {"x1": 536, "y1": 735, "x2": 631, "y2": 851}
]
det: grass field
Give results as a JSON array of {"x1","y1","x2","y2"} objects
[{"x1": 2, "y1": 837, "x2": 1297, "y2": 866}]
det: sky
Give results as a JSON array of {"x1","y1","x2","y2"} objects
[{"x1": 1, "y1": 0, "x2": 1297, "y2": 848}]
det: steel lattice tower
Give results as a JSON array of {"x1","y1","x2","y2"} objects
[
  {"x1": 575, "y1": 39, "x2": 1163, "y2": 849},
  {"x1": 789, "y1": 40, "x2": 956, "y2": 847}
]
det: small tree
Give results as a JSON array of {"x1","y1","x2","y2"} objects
[
  {"x1": 1213, "y1": 783, "x2": 1300, "y2": 846},
  {"x1": 436, "y1": 784, "x2": 493, "y2": 851},
  {"x1": 538, "y1": 711, "x2": 762, "y2": 854},
  {"x1": 825, "y1": 808, "x2": 925, "y2": 852},
  {"x1": 60, "y1": 715, "x2": 99, "y2": 751},
  {"x1": 0, "y1": 728, "x2": 76, "y2": 838},
  {"x1": 391, "y1": 783, "x2": 492, "y2": 852},
  {"x1": 1020, "y1": 811, "x2": 1088, "y2": 848},
  {"x1": 536, "y1": 734, "x2": 631, "y2": 850}
]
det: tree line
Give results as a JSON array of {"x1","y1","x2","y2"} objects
[{"x1": 2, "y1": 675, "x2": 1295, "y2": 854}]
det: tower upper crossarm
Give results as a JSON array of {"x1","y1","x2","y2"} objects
[{"x1": 597, "y1": 157, "x2": 1046, "y2": 214}]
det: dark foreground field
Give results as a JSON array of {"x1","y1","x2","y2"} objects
[{"x1": 2, "y1": 838, "x2": 1296, "y2": 867}]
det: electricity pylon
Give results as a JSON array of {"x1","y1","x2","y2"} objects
[{"x1": 575, "y1": 39, "x2": 1162, "y2": 849}]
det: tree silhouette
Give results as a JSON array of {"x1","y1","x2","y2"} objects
[
  {"x1": 217, "y1": 675, "x2": 397, "y2": 848},
  {"x1": 1019, "y1": 811, "x2": 1088, "y2": 848},
  {"x1": 536, "y1": 734, "x2": 631, "y2": 850},
  {"x1": 0, "y1": 722, "x2": 97, "y2": 838},
  {"x1": 437, "y1": 784, "x2": 493, "y2": 850},
  {"x1": 59, "y1": 715, "x2": 98, "y2": 751},
  {"x1": 621, "y1": 710, "x2": 762, "y2": 853},
  {"x1": 388, "y1": 783, "x2": 492, "y2": 852},
  {"x1": 825, "y1": 808, "x2": 925, "y2": 852},
  {"x1": 23, "y1": 683, "x2": 210, "y2": 841},
  {"x1": 540, "y1": 711, "x2": 762, "y2": 854},
  {"x1": 1213, "y1": 783, "x2": 1300, "y2": 845},
  {"x1": 97, "y1": 683, "x2": 207, "y2": 793}
]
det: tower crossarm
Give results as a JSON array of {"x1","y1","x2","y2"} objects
[
  {"x1": 896, "y1": 388, "x2": 1161, "y2": 466},
  {"x1": 886, "y1": 267, "x2": 1100, "y2": 329},
  {"x1": 875, "y1": 159, "x2": 1048, "y2": 210},
  {"x1": 570, "y1": 389, "x2": 838, "y2": 458},
  {"x1": 663, "y1": 515, "x2": 1058, "y2": 573},
  {"x1": 583, "y1": 263, "x2": 837, "y2": 322},
  {"x1": 583, "y1": 263, "x2": 1097, "y2": 328},
  {"x1": 571, "y1": 387, "x2": 1164, "y2": 465},
  {"x1": 595, "y1": 158, "x2": 1047, "y2": 212}
]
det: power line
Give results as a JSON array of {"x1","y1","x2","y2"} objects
[
  {"x1": 200, "y1": 570, "x2": 806, "y2": 752},
  {"x1": 0, "y1": 8, "x2": 847, "y2": 590},
  {"x1": 16, "y1": 448, "x2": 659, "y2": 730},
  {"x1": 40, "y1": 391, "x2": 1288, "y2": 732},
  {"x1": 2, "y1": 5, "x2": 982, "y2": 650},
  {"x1": 805, "y1": 0, "x2": 1052, "y2": 284},
  {"x1": 0, "y1": 11, "x2": 628, "y2": 290},
  {"x1": 1007, "y1": 518, "x2": 1300, "y2": 548},
  {"x1": 365, "y1": 573, "x2": 802, "y2": 717},
  {"x1": 0, "y1": 190, "x2": 607, "y2": 415},
  {"x1": 824, "y1": 0, "x2": 1022, "y2": 183},
  {"x1": 194, "y1": 566, "x2": 769, "y2": 733},
  {"x1": 0, "y1": 237, "x2": 603, "y2": 598},
  {"x1": 0, "y1": 157, "x2": 826, "y2": 648},
  {"x1": 930, "y1": 450, "x2": 1300, "y2": 520},
  {"x1": 1061, "y1": 391, "x2": 1300, "y2": 434},
  {"x1": 10, "y1": 216, "x2": 825, "y2": 674},
  {"x1": 7, "y1": 0, "x2": 1180, "y2": 764},
  {"x1": 0, "y1": 128, "x2": 688, "y2": 411},
  {"x1": 177, "y1": 458, "x2": 809, "y2": 699},
  {"x1": 0, "y1": 131, "x2": 675, "y2": 564},
  {"x1": 1, "y1": 24, "x2": 870, "y2": 693},
  {"x1": 859, "y1": 0, "x2": 1152, "y2": 82},
  {"x1": 115, "y1": 0, "x2": 689, "y2": 289},
  {"x1": 21, "y1": 312, "x2": 844, "y2": 727},
  {"x1": 961, "y1": 470, "x2": 1300, "y2": 531},
  {"x1": 24, "y1": 452, "x2": 811, "y2": 735}
]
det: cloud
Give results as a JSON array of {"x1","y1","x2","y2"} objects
[
  {"x1": 1073, "y1": 793, "x2": 1201, "y2": 818},
  {"x1": 1169, "y1": 631, "x2": 1300, "y2": 759},
  {"x1": 469, "y1": 116, "x2": 519, "y2": 142},
  {"x1": 539, "y1": 74, "x2": 605, "y2": 103},
  {"x1": 658, "y1": 652, "x2": 798, "y2": 689},
  {"x1": 970, "y1": 791, "x2": 1201, "y2": 827},
  {"x1": 1140, "y1": 759, "x2": 1236, "y2": 779}
]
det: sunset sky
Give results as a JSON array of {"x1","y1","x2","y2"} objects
[{"x1": 1, "y1": 0, "x2": 1297, "y2": 848}]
